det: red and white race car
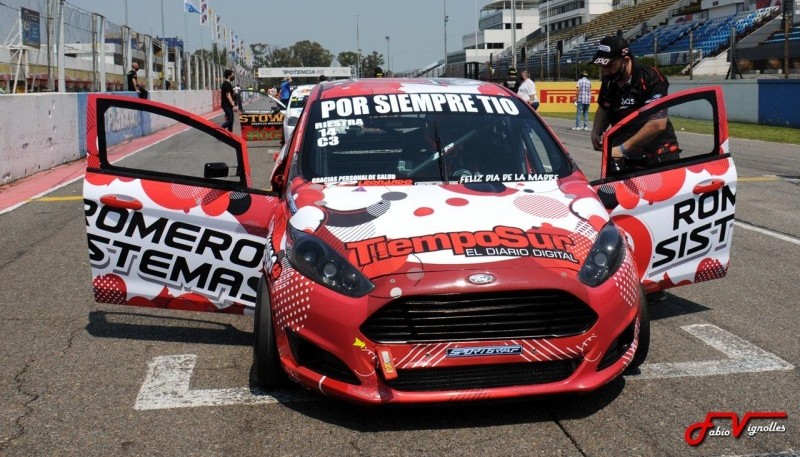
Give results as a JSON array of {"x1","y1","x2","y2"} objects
[{"x1": 83, "y1": 79, "x2": 736, "y2": 405}]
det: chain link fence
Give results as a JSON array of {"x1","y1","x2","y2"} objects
[{"x1": 0, "y1": 0, "x2": 250, "y2": 93}]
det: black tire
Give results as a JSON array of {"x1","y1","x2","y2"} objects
[
  {"x1": 251, "y1": 278, "x2": 288, "y2": 388},
  {"x1": 628, "y1": 288, "x2": 651, "y2": 370}
]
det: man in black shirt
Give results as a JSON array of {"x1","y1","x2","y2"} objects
[
  {"x1": 590, "y1": 35, "x2": 679, "y2": 170},
  {"x1": 127, "y1": 62, "x2": 148, "y2": 99},
  {"x1": 220, "y1": 69, "x2": 237, "y2": 132}
]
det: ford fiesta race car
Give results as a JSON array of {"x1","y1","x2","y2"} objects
[{"x1": 83, "y1": 79, "x2": 736, "y2": 405}]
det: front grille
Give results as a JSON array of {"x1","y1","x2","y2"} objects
[
  {"x1": 361, "y1": 290, "x2": 597, "y2": 343},
  {"x1": 386, "y1": 360, "x2": 580, "y2": 392}
]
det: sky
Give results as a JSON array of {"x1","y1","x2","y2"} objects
[{"x1": 67, "y1": 0, "x2": 493, "y2": 72}]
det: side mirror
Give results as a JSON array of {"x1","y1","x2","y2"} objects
[
  {"x1": 271, "y1": 173, "x2": 286, "y2": 194},
  {"x1": 204, "y1": 162, "x2": 231, "y2": 178}
]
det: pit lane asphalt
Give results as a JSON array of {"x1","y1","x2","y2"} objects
[{"x1": 0, "y1": 114, "x2": 798, "y2": 457}]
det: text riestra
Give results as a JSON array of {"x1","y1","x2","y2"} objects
[{"x1": 345, "y1": 226, "x2": 578, "y2": 266}]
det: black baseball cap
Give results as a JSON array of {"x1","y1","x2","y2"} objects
[{"x1": 591, "y1": 35, "x2": 630, "y2": 66}]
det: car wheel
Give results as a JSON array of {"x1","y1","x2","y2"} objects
[
  {"x1": 628, "y1": 288, "x2": 651, "y2": 370},
  {"x1": 251, "y1": 278, "x2": 288, "y2": 388}
]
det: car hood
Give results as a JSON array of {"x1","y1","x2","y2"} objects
[{"x1": 286, "y1": 179, "x2": 610, "y2": 278}]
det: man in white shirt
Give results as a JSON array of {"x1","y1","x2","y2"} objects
[
  {"x1": 573, "y1": 70, "x2": 592, "y2": 130},
  {"x1": 516, "y1": 71, "x2": 539, "y2": 110}
]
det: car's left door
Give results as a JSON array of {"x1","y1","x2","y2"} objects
[
  {"x1": 238, "y1": 89, "x2": 285, "y2": 142},
  {"x1": 591, "y1": 87, "x2": 737, "y2": 293},
  {"x1": 84, "y1": 94, "x2": 279, "y2": 314}
]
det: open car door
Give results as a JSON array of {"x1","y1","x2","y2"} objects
[
  {"x1": 84, "y1": 94, "x2": 279, "y2": 314},
  {"x1": 239, "y1": 89, "x2": 285, "y2": 142},
  {"x1": 591, "y1": 87, "x2": 736, "y2": 293}
]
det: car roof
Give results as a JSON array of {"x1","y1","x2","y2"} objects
[{"x1": 315, "y1": 77, "x2": 512, "y2": 100}]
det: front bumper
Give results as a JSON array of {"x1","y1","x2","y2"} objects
[{"x1": 271, "y1": 263, "x2": 642, "y2": 405}]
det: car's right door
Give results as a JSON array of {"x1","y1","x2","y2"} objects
[{"x1": 591, "y1": 87, "x2": 737, "y2": 293}]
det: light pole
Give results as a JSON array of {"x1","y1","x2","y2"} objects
[
  {"x1": 356, "y1": 15, "x2": 361, "y2": 78},
  {"x1": 385, "y1": 36, "x2": 390, "y2": 75},
  {"x1": 124, "y1": 0, "x2": 128, "y2": 26},
  {"x1": 512, "y1": 0, "x2": 517, "y2": 70},
  {"x1": 444, "y1": 0, "x2": 448, "y2": 73},
  {"x1": 545, "y1": 0, "x2": 550, "y2": 79},
  {"x1": 160, "y1": 0, "x2": 166, "y2": 89}
]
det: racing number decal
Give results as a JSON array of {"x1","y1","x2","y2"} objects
[{"x1": 317, "y1": 128, "x2": 340, "y2": 147}]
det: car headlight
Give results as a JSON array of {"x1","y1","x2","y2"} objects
[
  {"x1": 287, "y1": 226, "x2": 375, "y2": 297},
  {"x1": 578, "y1": 222, "x2": 626, "y2": 287},
  {"x1": 286, "y1": 116, "x2": 298, "y2": 127}
]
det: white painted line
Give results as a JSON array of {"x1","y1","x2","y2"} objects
[
  {"x1": 136, "y1": 324, "x2": 794, "y2": 409},
  {"x1": 630, "y1": 324, "x2": 794, "y2": 380},
  {"x1": 734, "y1": 221, "x2": 800, "y2": 246},
  {"x1": 134, "y1": 354, "x2": 311, "y2": 410}
]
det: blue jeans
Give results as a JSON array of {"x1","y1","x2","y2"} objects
[{"x1": 575, "y1": 103, "x2": 590, "y2": 128}]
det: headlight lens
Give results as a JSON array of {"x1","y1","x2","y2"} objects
[
  {"x1": 286, "y1": 116, "x2": 299, "y2": 127},
  {"x1": 287, "y1": 227, "x2": 375, "y2": 297},
  {"x1": 578, "y1": 222, "x2": 626, "y2": 287}
]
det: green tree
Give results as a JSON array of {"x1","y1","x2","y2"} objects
[
  {"x1": 361, "y1": 51, "x2": 385, "y2": 77},
  {"x1": 250, "y1": 42, "x2": 270, "y2": 69},
  {"x1": 337, "y1": 51, "x2": 360, "y2": 69},
  {"x1": 290, "y1": 40, "x2": 334, "y2": 67}
]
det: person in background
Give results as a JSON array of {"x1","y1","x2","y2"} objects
[
  {"x1": 572, "y1": 70, "x2": 592, "y2": 130},
  {"x1": 220, "y1": 69, "x2": 237, "y2": 132},
  {"x1": 590, "y1": 34, "x2": 678, "y2": 168},
  {"x1": 319, "y1": 74, "x2": 328, "y2": 82},
  {"x1": 127, "y1": 62, "x2": 148, "y2": 99},
  {"x1": 516, "y1": 70, "x2": 539, "y2": 110},
  {"x1": 233, "y1": 82, "x2": 243, "y2": 110},
  {"x1": 279, "y1": 77, "x2": 292, "y2": 107}
]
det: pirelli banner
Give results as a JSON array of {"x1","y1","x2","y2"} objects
[{"x1": 536, "y1": 82, "x2": 601, "y2": 114}]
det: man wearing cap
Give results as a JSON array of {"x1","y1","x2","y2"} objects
[
  {"x1": 573, "y1": 70, "x2": 592, "y2": 130},
  {"x1": 590, "y1": 34, "x2": 679, "y2": 169}
]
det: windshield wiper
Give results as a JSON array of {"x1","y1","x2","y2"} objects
[{"x1": 433, "y1": 121, "x2": 449, "y2": 183}]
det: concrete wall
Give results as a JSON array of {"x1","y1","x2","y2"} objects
[
  {"x1": 1, "y1": 93, "x2": 80, "y2": 184},
  {"x1": 1, "y1": 90, "x2": 216, "y2": 185}
]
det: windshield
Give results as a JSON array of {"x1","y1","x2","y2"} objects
[
  {"x1": 288, "y1": 96, "x2": 308, "y2": 110},
  {"x1": 298, "y1": 93, "x2": 573, "y2": 184}
]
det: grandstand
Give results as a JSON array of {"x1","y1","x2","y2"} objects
[
  {"x1": 520, "y1": 0, "x2": 683, "y2": 77},
  {"x1": 458, "y1": 0, "x2": 795, "y2": 80}
]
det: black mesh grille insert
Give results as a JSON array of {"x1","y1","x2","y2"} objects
[
  {"x1": 387, "y1": 360, "x2": 580, "y2": 392},
  {"x1": 361, "y1": 290, "x2": 597, "y2": 343}
]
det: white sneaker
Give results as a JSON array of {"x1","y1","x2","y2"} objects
[
  {"x1": 582, "y1": 127, "x2": 589, "y2": 130},
  {"x1": 571, "y1": 127, "x2": 581, "y2": 130}
]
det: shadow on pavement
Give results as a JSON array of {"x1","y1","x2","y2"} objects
[{"x1": 86, "y1": 310, "x2": 252, "y2": 346}]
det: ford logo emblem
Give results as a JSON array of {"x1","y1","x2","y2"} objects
[{"x1": 468, "y1": 273, "x2": 495, "y2": 285}]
